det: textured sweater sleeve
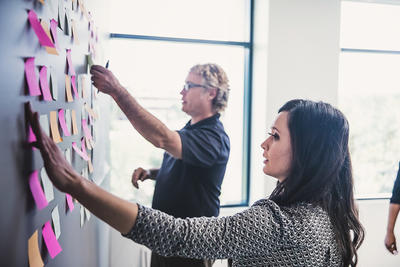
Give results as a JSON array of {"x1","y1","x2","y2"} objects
[
  {"x1": 122, "y1": 200, "x2": 286, "y2": 260},
  {"x1": 390, "y1": 162, "x2": 400, "y2": 204}
]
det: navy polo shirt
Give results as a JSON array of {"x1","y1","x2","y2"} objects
[
  {"x1": 151, "y1": 113, "x2": 230, "y2": 219},
  {"x1": 390, "y1": 162, "x2": 400, "y2": 204}
]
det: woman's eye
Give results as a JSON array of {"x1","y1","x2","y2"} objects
[{"x1": 267, "y1": 132, "x2": 279, "y2": 140}]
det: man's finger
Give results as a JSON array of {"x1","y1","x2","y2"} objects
[{"x1": 90, "y1": 65, "x2": 106, "y2": 74}]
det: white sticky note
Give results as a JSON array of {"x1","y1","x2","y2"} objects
[
  {"x1": 39, "y1": 114, "x2": 50, "y2": 137},
  {"x1": 40, "y1": 168, "x2": 54, "y2": 203},
  {"x1": 51, "y1": 206, "x2": 61, "y2": 239}
]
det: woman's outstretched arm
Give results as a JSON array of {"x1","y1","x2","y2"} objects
[{"x1": 26, "y1": 102, "x2": 138, "y2": 234}]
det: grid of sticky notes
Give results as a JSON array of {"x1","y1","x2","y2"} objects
[{"x1": 26, "y1": 0, "x2": 99, "y2": 265}]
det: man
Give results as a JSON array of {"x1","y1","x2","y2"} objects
[
  {"x1": 385, "y1": 162, "x2": 400, "y2": 255},
  {"x1": 90, "y1": 63, "x2": 230, "y2": 267}
]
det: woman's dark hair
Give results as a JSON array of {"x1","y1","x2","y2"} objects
[{"x1": 269, "y1": 99, "x2": 364, "y2": 266}]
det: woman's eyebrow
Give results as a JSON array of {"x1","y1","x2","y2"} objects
[{"x1": 271, "y1": 126, "x2": 280, "y2": 133}]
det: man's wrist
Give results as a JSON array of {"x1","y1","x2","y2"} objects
[{"x1": 111, "y1": 85, "x2": 127, "y2": 100}]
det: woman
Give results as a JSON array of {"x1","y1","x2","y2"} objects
[{"x1": 26, "y1": 99, "x2": 364, "y2": 266}]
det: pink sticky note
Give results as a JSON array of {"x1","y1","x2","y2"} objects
[
  {"x1": 58, "y1": 109, "x2": 71, "y2": 136},
  {"x1": 65, "y1": 193, "x2": 75, "y2": 211},
  {"x1": 28, "y1": 125, "x2": 37, "y2": 143},
  {"x1": 72, "y1": 142, "x2": 89, "y2": 161},
  {"x1": 39, "y1": 66, "x2": 53, "y2": 101},
  {"x1": 81, "y1": 119, "x2": 92, "y2": 141},
  {"x1": 66, "y1": 49, "x2": 76, "y2": 76},
  {"x1": 50, "y1": 19, "x2": 60, "y2": 50},
  {"x1": 29, "y1": 170, "x2": 48, "y2": 210},
  {"x1": 25, "y1": 58, "x2": 41, "y2": 96},
  {"x1": 81, "y1": 137, "x2": 88, "y2": 158},
  {"x1": 71, "y1": 76, "x2": 79, "y2": 99},
  {"x1": 42, "y1": 221, "x2": 62, "y2": 258},
  {"x1": 28, "y1": 10, "x2": 55, "y2": 48}
]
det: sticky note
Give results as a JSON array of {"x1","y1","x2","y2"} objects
[
  {"x1": 39, "y1": 114, "x2": 50, "y2": 136},
  {"x1": 50, "y1": 67, "x2": 58, "y2": 100},
  {"x1": 50, "y1": 19, "x2": 60, "y2": 50},
  {"x1": 40, "y1": 168, "x2": 54, "y2": 203},
  {"x1": 72, "y1": 142, "x2": 88, "y2": 161},
  {"x1": 78, "y1": 74, "x2": 85, "y2": 98},
  {"x1": 65, "y1": 148, "x2": 71, "y2": 164},
  {"x1": 71, "y1": 110, "x2": 78, "y2": 135},
  {"x1": 58, "y1": 0, "x2": 65, "y2": 31},
  {"x1": 71, "y1": 19, "x2": 79, "y2": 44},
  {"x1": 85, "y1": 136, "x2": 92, "y2": 150},
  {"x1": 81, "y1": 119, "x2": 92, "y2": 140},
  {"x1": 25, "y1": 58, "x2": 41, "y2": 96},
  {"x1": 28, "y1": 124, "x2": 37, "y2": 143},
  {"x1": 51, "y1": 206, "x2": 61, "y2": 239},
  {"x1": 40, "y1": 20, "x2": 58, "y2": 55},
  {"x1": 39, "y1": 66, "x2": 53, "y2": 101},
  {"x1": 80, "y1": 205, "x2": 85, "y2": 227},
  {"x1": 27, "y1": 10, "x2": 55, "y2": 48},
  {"x1": 66, "y1": 49, "x2": 76, "y2": 76},
  {"x1": 65, "y1": 75, "x2": 73, "y2": 102},
  {"x1": 88, "y1": 157, "x2": 93, "y2": 173},
  {"x1": 71, "y1": 75, "x2": 79, "y2": 99},
  {"x1": 49, "y1": 111, "x2": 62, "y2": 143},
  {"x1": 29, "y1": 170, "x2": 48, "y2": 210},
  {"x1": 42, "y1": 221, "x2": 62, "y2": 258},
  {"x1": 65, "y1": 193, "x2": 75, "y2": 211},
  {"x1": 58, "y1": 109, "x2": 71, "y2": 136},
  {"x1": 81, "y1": 137, "x2": 88, "y2": 158},
  {"x1": 28, "y1": 230, "x2": 44, "y2": 267},
  {"x1": 64, "y1": 7, "x2": 71, "y2": 36},
  {"x1": 85, "y1": 207, "x2": 91, "y2": 221}
]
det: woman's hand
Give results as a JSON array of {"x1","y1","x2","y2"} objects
[{"x1": 26, "y1": 102, "x2": 82, "y2": 194}]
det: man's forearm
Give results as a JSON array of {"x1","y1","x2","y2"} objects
[
  {"x1": 112, "y1": 85, "x2": 172, "y2": 149},
  {"x1": 387, "y1": 203, "x2": 400, "y2": 233},
  {"x1": 71, "y1": 174, "x2": 138, "y2": 234}
]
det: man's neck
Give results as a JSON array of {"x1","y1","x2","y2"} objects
[{"x1": 190, "y1": 112, "x2": 216, "y2": 125}]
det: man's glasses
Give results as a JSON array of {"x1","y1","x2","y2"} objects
[{"x1": 183, "y1": 82, "x2": 207, "y2": 92}]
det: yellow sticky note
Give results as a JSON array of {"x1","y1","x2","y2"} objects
[
  {"x1": 65, "y1": 75, "x2": 73, "y2": 102},
  {"x1": 28, "y1": 230, "x2": 44, "y2": 267},
  {"x1": 50, "y1": 111, "x2": 62, "y2": 143},
  {"x1": 88, "y1": 158, "x2": 93, "y2": 173},
  {"x1": 71, "y1": 110, "x2": 78, "y2": 135}
]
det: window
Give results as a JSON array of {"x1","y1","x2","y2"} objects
[
  {"x1": 339, "y1": 1, "x2": 400, "y2": 197},
  {"x1": 108, "y1": 0, "x2": 253, "y2": 206}
]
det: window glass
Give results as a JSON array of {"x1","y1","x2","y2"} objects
[
  {"x1": 109, "y1": 39, "x2": 246, "y2": 205},
  {"x1": 109, "y1": 0, "x2": 249, "y2": 42},
  {"x1": 341, "y1": 1, "x2": 400, "y2": 50},
  {"x1": 338, "y1": 51, "x2": 400, "y2": 197}
]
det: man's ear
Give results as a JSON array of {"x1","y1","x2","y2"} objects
[{"x1": 208, "y1": 88, "x2": 217, "y2": 100}]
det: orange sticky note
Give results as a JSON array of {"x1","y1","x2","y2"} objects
[
  {"x1": 49, "y1": 111, "x2": 62, "y2": 143},
  {"x1": 28, "y1": 230, "x2": 44, "y2": 267},
  {"x1": 88, "y1": 157, "x2": 93, "y2": 173},
  {"x1": 71, "y1": 110, "x2": 78, "y2": 135},
  {"x1": 71, "y1": 19, "x2": 79, "y2": 44},
  {"x1": 65, "y1": 75, "x2": 73, "y2": 102}
]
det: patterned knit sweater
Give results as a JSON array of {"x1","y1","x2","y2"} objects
[{"x1": 123, "y1": 199, "x2": 342, "y2": 266}]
